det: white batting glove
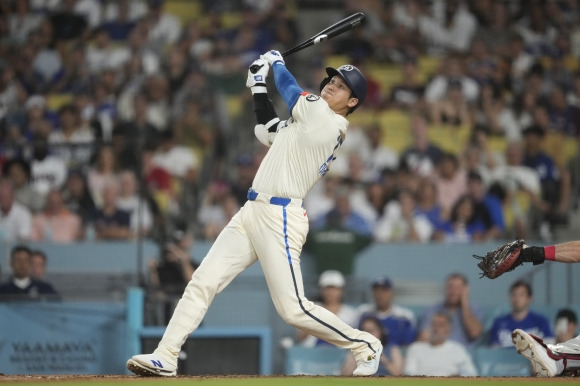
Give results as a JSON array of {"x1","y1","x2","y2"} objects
[
  {"x1": 246, "y1": 59, "x2": 269, "y2": 91},
  {"x1": 261, "y1": 50, "x2": 285, "y2": 66}
]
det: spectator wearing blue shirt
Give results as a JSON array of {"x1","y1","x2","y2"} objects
[
  {"x1": 313, "y1": 185, "x2": 372, "y2": 237},
  {"x1": 467, "y1": 171, "x2": 505, "y2": 240},
  {"x1": 488, "y1": 280, "x2": 554, "y2": 348},
  {"x1": 522, "y1": 125, "x2": 570, "y2": 237},
  {"x1": 434, "y1": 194, "x2": 485, "y2": 243},
  {"x1": 356, "y1": 277, "x2": 417, "y2": 347}
]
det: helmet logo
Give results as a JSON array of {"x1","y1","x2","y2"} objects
[{"x1": 339, "y1": 65, "x2": 354, "y2": 71}]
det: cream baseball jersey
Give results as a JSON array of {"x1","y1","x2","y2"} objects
[{"x1": 252, "y1": 92, "x2": 348, "y2": 199}]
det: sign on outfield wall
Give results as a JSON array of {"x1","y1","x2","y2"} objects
[{"x1": 0, "y1": 302, "x2": 126, "y2": 374}]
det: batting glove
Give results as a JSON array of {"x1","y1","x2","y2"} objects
[
  {"x1": 261, "y1": 50, "x2": 285, "y2": 66},
  {"x1": 246, "y1": 58, "x2": 270, "y2": 88}
]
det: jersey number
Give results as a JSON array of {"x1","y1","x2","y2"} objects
[{"x1": 318, "y1": 134, "x2": 344, "y2": 177}]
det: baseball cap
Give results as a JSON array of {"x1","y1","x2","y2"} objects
[
  {"x1": 318, "y1": 270, "x2": 345, "y2": 288},
  {"x1": 25, "y1": 95, "x2": 46, "y2": 111},
  {"x1": 372, "y1": 276, "x2": 393, "y2": 289}
]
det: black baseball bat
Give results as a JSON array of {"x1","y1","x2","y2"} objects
[{"x1": 250, "y1": 12, "x2": 366, "y2": 73}]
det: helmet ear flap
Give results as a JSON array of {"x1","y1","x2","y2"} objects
[{"x1": 319, "y1": 77, "x2": 331, "y2": 93}]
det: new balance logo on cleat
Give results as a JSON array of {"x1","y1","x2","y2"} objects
[{"x1": 151, "y1": 360, "x2": 163, "y2": 368}]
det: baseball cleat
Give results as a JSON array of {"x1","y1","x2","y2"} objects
[
  {"x1": 512, "y1": 329, "x2": 558, "y2": 377},
  {"x1": 127, "y1": 353, "x2": 177, "y2": 377},
  {"x1": 353, "y1": 344, "x2": 383, "y2": 376}
]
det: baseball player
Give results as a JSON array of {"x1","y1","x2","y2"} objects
[
  {"x1": 479, "y1": 240, "x2": 580, "y2": 376},
  {"x1": 126, "y1": 50, "x2": 382, "y2": 376}
]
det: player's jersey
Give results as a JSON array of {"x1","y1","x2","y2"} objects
[{"x1": 252, "y1": 92, "x2": 348, "y2": 199}]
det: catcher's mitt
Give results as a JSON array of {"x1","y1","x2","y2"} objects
[{"x1": 473, "y1": 239, "x2": 526, "y2": 279}]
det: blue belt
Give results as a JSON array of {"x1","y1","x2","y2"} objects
[{"x1": 247, "y1": 188, "x2": 295, "y2": 207}]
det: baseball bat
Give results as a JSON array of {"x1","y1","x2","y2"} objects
[{"x1": 250, "y1": 12, "x2": 366, "y2": 73}]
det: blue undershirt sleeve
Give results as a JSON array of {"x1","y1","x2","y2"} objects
[{"x1": 272, "y1": 63, "x2": 304, "y2": 113}]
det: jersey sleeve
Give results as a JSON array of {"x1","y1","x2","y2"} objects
[{"x1": 272, "y1": 63, "x2": 303, "y2": 111}]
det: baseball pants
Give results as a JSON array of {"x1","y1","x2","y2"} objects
[{"x1": 156, "y1": 192, "x2": 379, "y2": 362}]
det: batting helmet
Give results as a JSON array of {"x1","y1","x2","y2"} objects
[{"x1": 320, "y1": 64, "x2": 367, "y2": 112}]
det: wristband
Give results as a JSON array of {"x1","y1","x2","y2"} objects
[{"x1": 544, "y1": 245, "x2": 556, "y2": 261}]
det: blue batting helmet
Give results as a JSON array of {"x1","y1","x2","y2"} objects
[{"x1": 320, "y1": 64, "x2": 367, "y2": 112}]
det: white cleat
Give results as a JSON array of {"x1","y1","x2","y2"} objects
[
  {"x1": 353, "y1": 344, "x2": 383, "y2": 376},
  {"x1": 512, "y1": 329, "x2": 558, "y2": 377},
  {"x1": 126, "y1": 353, "x2": 177, "y2": 377}
]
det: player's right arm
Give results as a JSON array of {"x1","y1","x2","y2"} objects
[{"x1": 246, "y1": 58, "x2": 286, "y2": 147}]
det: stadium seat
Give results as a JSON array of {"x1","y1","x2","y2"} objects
[
  {"x1": 377, "y1": 109, "x2": 412, "y2": 153},
  {"x1": 285, "y1": 346, "x2": 347, "y2": 375},
  {"x1": 428, "y1": 124, "x2": 470, "y2": 155},
  {"x1": 417, "y1": 56, "x2": 442, "y2": 83},
  {"x1": 165, "y1": 0, "x2": 201, "y2": 25},
  {"x1": 474, "y1": 347, "x2": 532, "y2": 376},
  {"x1": 47, "y1": 93, "x2": 73, "y2": 111}
]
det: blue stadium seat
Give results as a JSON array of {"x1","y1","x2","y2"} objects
[
  {"x1": 473, "y1": 347, "x2": 531, "y2": 376},
  {"x1": 285, "y1": 346, "x2": 347, "y2": 375}
]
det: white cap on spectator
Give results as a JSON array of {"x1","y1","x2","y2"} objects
[
  {"x1": 318, "y1": 270, "x2": 345, "y2": 288},
  {"x1": 25, "y1": 95, "x2": 46, "y2": 111}
]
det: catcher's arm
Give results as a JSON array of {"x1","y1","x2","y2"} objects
[{"x1": 473, "y1": 239, "x2": 547, "y2": 279}]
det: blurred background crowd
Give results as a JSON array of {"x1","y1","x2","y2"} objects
[{"x1": 0, "y1": 0, "x2": 578, "y2": 247}]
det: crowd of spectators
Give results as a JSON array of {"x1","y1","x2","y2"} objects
[
  {"x1": 0, "y1": 0, "x2": 578, "y2": 251},
  {"x1": 292, "y1": 270, "x2": 577, "y2": 377}
]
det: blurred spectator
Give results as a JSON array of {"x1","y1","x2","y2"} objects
[
  {"x1": 0, "y1": 178, "x2": 32, "y2": 242},
  {"x1": 74, "y1": 0, "x2": 103, "y2": 30},
  {"x1": 364, "y1": 124, "x2": 399, "y2": 182},
  {"x1": 430, "y1": 78, "x2": 473, "y2": 128},
  {"x1": 515, "y1": 2, "x2": 558, "y2": 57},
  {"x1": 417, "y1": 0, "x2": 477, "y2": 55},
  {"x1": 488, "y1": 280, "x2": 554, "y2": 348},
  {"x1": 341, "y1": 314, "x2": 404, "y2": 376},
  {"x1": 50, "y1": 43, "x2": 93, "y2": 94},
  {"x1": 424, "y1": 56, "x2": 479, "y2": 104},
  {"x1": 30, "y1": 249, "x2": 48, "y2": 280},
  {"x1": 547, "y1": 85, "x2": 580, "y2": 137},
  {"x1": 418, "y1": 273, "x2": 484, "y2": 347},
  {"x1": 399, "y1": 115, "x2": 444, "y2": 177},
  {"x1": 465, "y1": 39, "x2": 495, "y2": 85},
  {"x1": 474, "y1": 82, "x2": 520, "y2": 140},
  {"x1": 87, "y1": 144, "x2": 119, "y2": 207},
  {"x1": 85, "y1": 27, "x2": 130, "y2": 74},
  {"x1": 103, "y1": 0, "x2": 148, "y2": 23},
  {"x1": 509, "y1": 34, "x2": 536, "y2": 96},
  {"x1": 466, "y1": 171, "x2": 505, "y2": 241},
  {"x1": 92, "y1": 181, "x2": 131, "y2": 241},
  {"x1": 30, "y1": 19, "x2": 64, "y2": 92},
  {"x1": 313, "y1": 185, "x2": 372, "y2": 237},
  {"x1": 173, "y1": 99, "x2": 215, "y2": 162},
  {"x1": 434, "y1": 194, "x2": 485, "y2": 243},
  {"x1": 7, "y1": 0, "x2": 44, "y2": 46},
  {"x1": 116, "y1": 170, "x2": 154, "y2": 238},
  {"x1": 0, "y1": 64, "x2": 25, "y2": 123},
  {"x1": 404, "y1": 311, "x2": 478, "y2": 376},
  {"x1": 144, "y1": 0, "x2": 182, "y2": 53},
  {"x1": 434, "y1": 153, "x2": 467, "y2": 220},
  {"x1": 415, "y1": 176, "x2": 444, "y2": 231},
  {"x1": 522, "y1": 125, "x2": 571, "y2": 237},
  {"x1": 331, "y1": 21, "x2": 374, "y2": 62},
  {"x1": 49, "y1": 0, "x2": 89, "y2": 45},
  {"x1": 100, "y1": 0, "x2": 136, "y2": 41},
  {"x1": 472, "y1": 0, "x2": 512, "y2": 56},
  {"x1": 568, "y1": 71, "x2": 580, "y2": 107},
  {"x1": 61, "y1": 169, "x2": 97, "y2": 227},
  {"x1": 152, "y1": 128, "x2": 199, "y2": 184},
  {"x1": 2, "y1": 158, "x2": 45, "y2": 213},
  {"x1": 554, "y1": 309, "x2": 578, "y2": 344},
  {"x1": 296, "y1": 270, "x2": 358, "y2": 347},
  {"x1": 489, "y1": 140, "x2": 542, "y2": 238},
  {"x1": 388, "y1": 55, "x2": 425, "y2": 111},
  {"x1": 30, "y1": 189, "x2": 82, "y2": 242},
  {"x1": 229, "y1": 153, "x2": 258, "y2": 207},
  {"x1": 49, "y1": 104, "x2": 94, "y2": 168},
  {"x1": 0, "y1": 244, "x2": 58, "y2": 301},
  {"x1": 148, "y1": 223, "x2": 198, "y2": 324},
  {"x1": 356, "y1": 276, "x2": 417, "y2": 347},
  {"x1": 374, "y1": 188, "x2": 433, "y2": 243},
  {"x1": 197, "y1": 180, "x2": 239, "y2": 241}
]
